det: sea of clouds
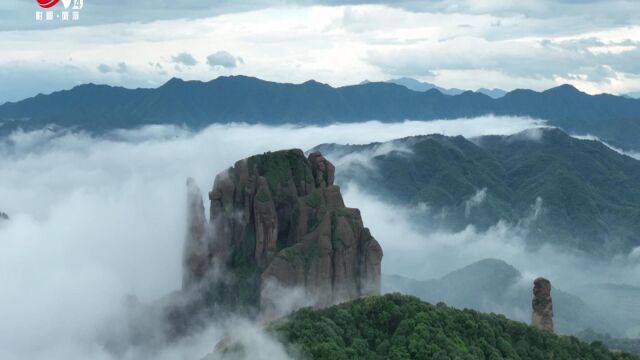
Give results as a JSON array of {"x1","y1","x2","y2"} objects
[{"x1": 2, "y1": 116, "x2": 638, "y2": 359}]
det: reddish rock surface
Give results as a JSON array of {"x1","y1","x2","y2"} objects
[
  {"x1": 532, "y1": 277, "x2": 554, "y2": 333},
  {"x1": 184, "y1": 149, "x2": 383, "y2": 314}
]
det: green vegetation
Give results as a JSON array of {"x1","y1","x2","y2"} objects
[
  {"x1": 248, "y1": 149, "x2": 313, "y2": 196},
  {"x1": 287, "y1": 150, "x2": 311, "y2": 192},
  {"x1": 224, "y1": 227, "x2": 260, "y2": 307},
  {"x1": 242, "y1": 226, "x2": 257, "y2": 258},
  {"x1": 330, "y1": 212, "x2": 346, "y2": 250},
  {"x1": 302, "y1": 244, "x2": 319, "y2": 283},
  {"x1": 306, "y1": 190, "x2": 322, "y2": 209},
  {"x1": 285, "y1": 205, "x2": 301, "y2": 250},
  {"x1": 279, "y1": 243, "x2": 320, "y2": 285},
  {"x1": 256, "y1": 186, "x2": 272, "y2": 203},
  {"x1": 249, "y1": 151, "x2": 293, "y2": 194},
  {"x1": 319, "y1": 128, "x2": 640, "y2": 254},
  {"x1": 271, "y1": 294, "x2": 637, "y2": 360},
  {"x1": 306, "y1": 209, "x2": 321, "y2": 232},
  {"x1": 578, "y1": 329, "x2": 640, "y2": 356}
]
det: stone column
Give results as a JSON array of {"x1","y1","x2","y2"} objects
[{"x1": 532, "y1": 277, "x2": 554, "y2": 333}]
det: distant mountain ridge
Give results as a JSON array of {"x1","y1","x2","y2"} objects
[
  {"x1": 1, "y1": 76, "x2": 640, "y2": 151},
  {"x1": 379, "y1": 77, "x2": 507, "y2": 98},
  {"x1": 315, "y1": 128, "x2": 640, "y2": 255}
]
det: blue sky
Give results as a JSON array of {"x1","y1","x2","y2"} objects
[{"x1": 0, "y1": 0, "x2": 639, "y2": 103}]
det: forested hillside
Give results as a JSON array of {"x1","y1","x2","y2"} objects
[
  {"x1": 269, "y1": 294, "x2": 636, "y2": 360},
  {"x1": 317, "y1": 128, "x2": 640, "y2": 254}
]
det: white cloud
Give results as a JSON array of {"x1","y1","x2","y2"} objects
[
  {"x1": 171, "y1": 52, "x2": 198, "y2": 67},
  {"x1": 97, "y1": 62, "x2": 128, "y2": 74},
  {"x1": 3, "y1": 1, "x2": 639, "y2": 31},
  {"x1": 98, "y1": 64, "x2": 113, "y2": 73},
  {"x1": 572, "y1": 133, "x2": 640, "y2": 159},
  {"x1": 207, "y1": 51, "x2": 241, "y2": 69},
  {"x1": 464, "y1": 188, "x2": 487, "y2": 217}
]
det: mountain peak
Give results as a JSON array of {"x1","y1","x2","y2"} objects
[
  {"x1": 161, "y1": 77, "x2": 186, "y2": 87},
  {"x1": 302, "y1": 79, "x2": 331, "y2": 88},
  {"x1": 443, "y1": 258, "x2": 520, "y2": 280},
  {"x1": 476, "y1": 87, "x2": 507, "y2": 99},
  {"x1": 543, "y1": 83, "x2": 583, "y2": 95}
]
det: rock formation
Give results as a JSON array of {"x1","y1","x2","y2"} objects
[
  {"x1": 0, "y1": 211, "x2": 8, "y2": 220},
  {"x1": 532, "y1": 277, "x2": 554, "y2": 333},
  {"x1": 107, "y1": 152, "x2": 381, "y2": 352},
  {"x1": 184, "y1": 149, "x2": 383, "y2": 314},
  {"x1": 182, "y1": 178, "x2": 209, "y2": 289}
]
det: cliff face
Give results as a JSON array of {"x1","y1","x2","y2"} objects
[
  {"x1": 184, "y1": 149, "x2": 382, "y2": 313},
  {"x1": 532, "y1": 277, "x2": 554, "y2": 333}
]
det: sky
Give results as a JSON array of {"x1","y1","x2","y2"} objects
[{"x1": 1, "y1": 1, "x2": 640, "y2": 103}]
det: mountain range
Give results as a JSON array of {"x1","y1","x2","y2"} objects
[
  {"x1": 315, "y1": 128, "x2": 640, "y2": 255},
  {"x1": 374, "y1": 77, "x2": 507, "y2": 98},
  {"x1": 1, "y1": 76, "x2": 640, "y2": 151}
]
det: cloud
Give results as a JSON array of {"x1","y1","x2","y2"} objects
[
  {"x1": 98, "y1": 64, "x2": 113, "y2": 73},
  {"x1": 366, "y1": 35, "x2": 640, "y2": 85},
  {"x1": 207, "y1": 51, "x2": 241, "y2": 69},
  {"x1": 571, "y1": 133, "x2": 640, "y2": 160},
  {"x1": 464, "y1": 188, "x2": 487, "y2": 217},
  {"x1": 200, "y1": 318, "x2": 293, "y2": 360},
  {"x1": 115, "y1": 62, "x2": 128, "y2": 73},
  {"x1": 149, "y1": 62, "x2": 168, "y2": 76},
  {"x1": 2, "y1": 1, "x2": 639, "y2": 32},
  {"x1": 171, "y1": 52, "x2": 198, "y2": 67},
  {"x1": 323, "y1": 141, "x2": 413, "y2": 171},
  {"x1": 97, "y1": 62, "x2": 128, "y2": 74}
]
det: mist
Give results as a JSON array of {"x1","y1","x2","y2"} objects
[
  {"x1": 572, "y1": 133, "x2": 640, "y2": 160},
  {"x1": 1, "y1": 115, "x2": 624, "y2": 359},
  {"x1": 340, "y1": 184, "x2": 640, "y2": 287}
]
